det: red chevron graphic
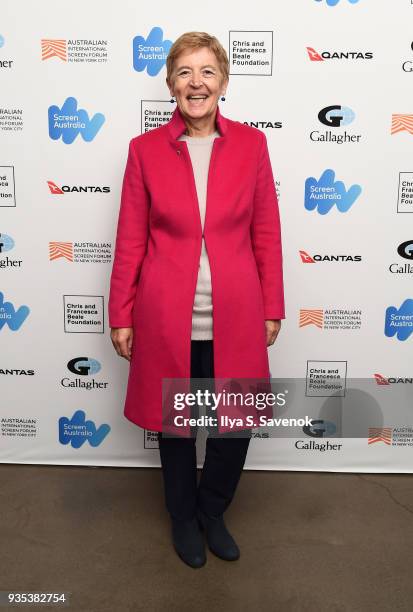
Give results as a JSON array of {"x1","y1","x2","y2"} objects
[
  {"x1": 391, "y1": 114, "x2": 413, "y2": 135},
  {"x1": 368, "y1": 428, "x2": 392, "y2": 445},
  {"x1": 374, "y1": 373, "x2": 390, "y2": 386},
  {"x1": 41, "y1": 39, "x2": 67, "y2": 61},
  {"x1": 49, "y1": 241, "x2": 73, "y2": 261},
  {"x1": 299, "y1": 309, "x2": 324, "y2": 328}
]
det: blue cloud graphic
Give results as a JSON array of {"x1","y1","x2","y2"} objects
[
  {"x1": 305, "y1": 169, "x2": 362, "y2": 215},
  {"x1": 384, "y1": 299, "x2": 413, "y2": 341},
  {"x1": 133, "y1": 27, "x2": 173, "y2": 76},
  {"x1": 0, "y1": 291, "x2": 30, "y2": 331},
  {"x1": 59, "y1": 410, "x2": 110, "y2": 448},
  {"x1": 48, "y1": 97, "x2": 105, "y2": 144},
  {"x1": 315, "y1": 0, "x2": 359, "y2": 5}
]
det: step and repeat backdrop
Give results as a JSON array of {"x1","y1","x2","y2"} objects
[{"x1": 1, "y1": 0, "x2": 413, "y2": 471}]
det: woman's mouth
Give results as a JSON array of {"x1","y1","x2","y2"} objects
[{"x1": 186, "y1": 95, "x2": 209, "y2": 105}]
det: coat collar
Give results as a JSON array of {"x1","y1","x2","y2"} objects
[{"x1": 167, "y1": 104, "x2": 228, "y2": 141}]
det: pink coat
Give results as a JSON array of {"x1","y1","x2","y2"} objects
[{"x1": 108, "y1": 105, "x2": 285, "y2": 433}]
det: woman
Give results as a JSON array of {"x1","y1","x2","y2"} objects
[{"x1": 109, "y1": 32, "x2": 285, "y2": 568}]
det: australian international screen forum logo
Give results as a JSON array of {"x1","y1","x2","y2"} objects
[
  {"x1": 41, "y1": 39, "x2": 108, "y2": 63},
  {"x1": 49, "y1": 241, "x2": 111, "y2": 263},
  {"x1": 391, "y1": 114, "x2": 413, "y2": 135},
  {"x1": 299, "y1": 308, "x2": 362, "y2": 330},
  {"x1": 48, "y1": 97, "x2": 105, "y2": 144}
]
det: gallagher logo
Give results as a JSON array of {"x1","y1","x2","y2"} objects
[
  {"x1": 311, "y1": 105, "x2": 361, "y2": 144},
  {"x1": 299, "y1": 250, "x2": 361, "y2": 263},
  {"x1": 302, "y1": 419, "x2": 337, "y2": 438},
  {"x1": 389, "y1": 240, "x2": 413, "y2": 275},
  {"x1": 305, "y1": 169, "x2": 362, "y2": 215},
  {"x1": 133, "y1": 27, "x2": 173, "y2": 76},
  {"x1": 314, "y1": 0, "x2": 360, "y2": 5},
  {"x1": 47, "y1": 180, "x2": 110, "y2": 194},
  {"x1": 391, "y1": 114, "x2": 413, "y2": 136},
  {"x1": 384, "y1": 299, "x2": 413, "y2": 341},
  {"x1": 48, "y1": 97, "x2": 105, "y2": 144},
  {"x1": 307, "y1": 46, "x2": 372, "y2": 61},
  {"x1": 0, "y1": 232, "x2": 22, "y2": 269},
  {"x1": 374, "y1": 373, "x2": 413, "y2": 385},
  {"x1": 62, "y1": 357, "x2": 108, "y2": 390},
  {"x1": 59, "y1": 410, "x2": 110, "y2": 448},
  {"x1": 0, "y1": 291, "x2": 30, "y2": 331}
]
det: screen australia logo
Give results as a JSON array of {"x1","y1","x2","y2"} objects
[
  {"x1": 0, "y1": 291, "x2": 29, "y2": 331},
  {"x1": 314, "y1": 0, "x2": 360, "y2": 5},
  {"x1": 305, "y1": 169, "x2": 362, "y2": 214},
  {"x1": 59, "y1": 410, "x2": 110, "y2": 448},
  {"x1": 48, "y1": 97, "x2": 105, "y2": 144},
  {"x1": 133, "y1": 27, "x2": 173, "y2": 76}
]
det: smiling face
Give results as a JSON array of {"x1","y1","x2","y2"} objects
[{"x1": 167, "y1": 46, "x2": 228, "y2": 126}]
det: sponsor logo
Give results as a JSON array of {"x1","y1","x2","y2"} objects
[
  {"x1": 0, "y1": 167, "x2": 16, "y2": 207},
  {"x1": 303, "y1": 419, "x2": 337, "y2": 437},
  {"x1": 311, "y1": 105, "x2": 361, "y2": 143},
  {"x1": 59, "y1": 410, "x2": 110, "y2": 448},
  {"x1": 391, "y1": 114, "x2": 413, "y2": 135},
  {"x1": 48, "y1": 97, "x2": 105, "y2": 144},
  {"x1": 49, "y1": 241, "x2": 111, "y2": 263},
  {"x1": 47, "y1": 180, "x2": 110, "y2": 195},
  {"x1": 306, "y1": 360, "x2": 347, "y2": 396},
  {"x1": 300, "y1": 308, "x2": 362, "y2": 330},
  {"x1": 384, "y1": 299, "x2": 413, "y2": 341},
  {"x1": 62, "y1": 357, "x2": 108, "y2": 390},
  {"x1": 305, "y1": 169, "x2": 362, "y2": 214},
  {"x1": 315, "y1": 0, "x2": 360, "y2": 4},
  {"x1": 0, "y1": 34, "x2": 13, "y2": 69},
  {"x1": 374, "y1": 373, "x2": 413, "y2": 385},
  {"x1": 63, "y1": 295, "x2": 104, "y2": 333},
  {"x1": 368, "y1": 427, "x2": 392, "y2": 445},
  {"x1": 133, "y1": 27, "x2": 172, "y2": 76},
  {"x1": 295, "y1": 440, "x2": 342, "y2": 451},
  {"x1": 299, "y1": 250, "x2": 361, "y2": 263},
  {"x1": 0, "y1": 233, "x2": 22, "y2": 268},
  {"x1": 0, "y1": 368, "x2": 35, "y2": 376},
  {"x1": 389, "y1": 241, "x2": 413, "y2": 274},
  {"x1": 402, "y1": 42, "x2": 413, "y2": 72},
  {"x1": 229, "y1": 31, "x2": 274, "y2": 76},
  {"x1": 243, "y1": 120, "x2": 282, "y2": 129},
  {"x1": 307, "y1": 46, "x2": 372, "y2": 61},
  {"x1": 0, "y1": 291, "x2": 30, "y2": 331},
  {"x1": 368, "y1": 427, "x2": 413, "y2": 447},
  {"x1": 0, "y1": 107, "x2": 23, "y2": 132},
  {"x1": 398, "y1": 172, "x2": 413, "y2": 213},
  {"x1": 41, "y1": 39, "x2": 108, "y2": 63}
]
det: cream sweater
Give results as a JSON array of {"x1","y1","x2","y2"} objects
[{"x1": 178, "y1": 130, "x2": 220, "y2": 340}]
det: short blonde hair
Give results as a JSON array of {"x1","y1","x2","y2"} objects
[{"x1": 166, "y1": 31, "x2": 229, "y2": 85}]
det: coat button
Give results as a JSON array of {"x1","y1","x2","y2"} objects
[{"x1": 176, "y1": 149, "x2": 181, "y2": 155}]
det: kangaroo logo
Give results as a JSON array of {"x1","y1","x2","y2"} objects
[
  {"x1": 305, "y1": 169, "x2": 361, "y2": 215},
  {"x1": 48, "y1": 97, "x2": 105, "y2": 144},
  {"x1": 59, "y1": 410, "x2": 110, "y2": 448},
  {"x1": 133, "y1": 27, "x2": 173, "y2": 76},
  {"x1": 0, "y1": 291, "x2": 30, "y2": 331}
]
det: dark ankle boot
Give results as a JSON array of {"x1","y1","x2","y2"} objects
[
  {"x1": 196, "y1": 508, "x2": 240, "y2": 561},
  {"x1": 171, "y1": 516, "x2": 206, "y2": 568}
]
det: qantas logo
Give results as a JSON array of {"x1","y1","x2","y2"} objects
[
  {"x1": 47, "y1": 180, "x2": 110, "y2": 194},
  {"x1": 307, "y1": 46, "x2": 373, "y2": 61},
  {"x1": 299, "y1": 250, "x2": 362, "y2": 263},
  {"x1": 374, "y1": 373, "x2": 413, "y2": 385}
]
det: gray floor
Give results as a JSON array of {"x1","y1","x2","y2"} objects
[{"x1": 0, "y1": 464, "x2": 412, "y2": 611}]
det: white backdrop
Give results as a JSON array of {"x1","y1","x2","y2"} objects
[{"x1": 1, "y1": 0, "x2": 413, "y2": 471}]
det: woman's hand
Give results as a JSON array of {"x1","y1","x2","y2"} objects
[
  {"x1": 265, "y1": 319, "x2": 281, "y2": 346},
  {"x1": 111, "y1": 327, "x2": 134, "y2": 361}
]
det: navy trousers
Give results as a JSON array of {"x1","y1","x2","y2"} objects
[{"x1": 158, "y1": 340, "x2": 252, "y2": 520}]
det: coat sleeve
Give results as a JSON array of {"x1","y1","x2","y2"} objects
[
  {"x1": 250, "y1": 131, "x2": 285, "y2": 320},
  {"x1": 108, "y1": 138, "x2": 150, "y2": 328}
]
